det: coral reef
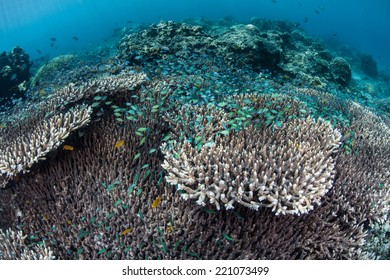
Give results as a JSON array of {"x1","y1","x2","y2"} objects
[
  {"x1": 0, "y1": 71, "x2": 146, "y2": 188},
  {"x1": 0, "y1": 105, "x2": 92, "y2": 187},
  {"x1": 0, "y1": 19, "x2": 389, "y2": 260},
  {"x1": 330, "y1": 57, "x2": 352, "y2": 86},
  {"x1": 218, "y1": 24, "x2": 283, "y2": 70},
  {"x1": 0, "y1": 47, "x2": 32, "y2": 107},
  {"x1": 30, "y1": 54, "x2": 76, "y2": 87},
  {"x1": 117, "y1": 20, "x2": 352, "y2": 87},
  {"x1": 360, "y1": 54, "x2": 378, "y2": 78}
]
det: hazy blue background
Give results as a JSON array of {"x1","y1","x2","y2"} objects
[{"x1": 1, "y1": 0, "x2": 390, "y2": 71}]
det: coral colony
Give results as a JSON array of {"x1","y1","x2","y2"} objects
[{"x1": 0, "y1": 19, "x2": 389, "y2": 260}]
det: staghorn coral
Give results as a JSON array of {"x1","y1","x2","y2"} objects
[
  {"x1": 37, "y1": 71, "x2": 147, "y2": 112},
  {"x1": 330, "y1": 101, "x2": 390, "y2": 227},
  {"x1": 0, "y1": 112, "x2": 185, "y2": 259},
  {"x1": 0, "y1": 113, "x2": 366, "y2": 260},
  {"x1": 0, "y1": 82, "x2": 385, "y2": 259},
  {"x1": 0, "y1": 27, "x2": 388, "y2": 260},
  {"x1": 0, "y1": 228, "x2": 55, "y2": 260},
  {"x1": 162, "y1": 114, "x2": 342, "y2": 215},
  {"x1": 0, "y1": 71, "x2": 147, "y2": 188},
  {"x1": 347, "y1": 101, "x2": 390, "y2": 149},
  {"x1": 0, "y1": 105, "x2": 92, "y2": 186}
]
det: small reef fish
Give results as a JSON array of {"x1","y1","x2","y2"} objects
[
  {"x1": 36, "y1": 49, "x2": 42, "y2": 54},
  {"x1": 151, "y1": 196, "x2": 162, "y2": 208},
  {"x1": 63, "y1": 145, "x2": 74, "y2": 151},
  {"x1": 50, "y1": 37, "x2": 56, "y2": 42},
  {"x1": 120, "y1": 228, "x2": 132, "y2": 236},
  {"x1": 314, "y1": 10, "x2": 320, "y2": 14},
  {"x1": 115, "y1": 139, "x2": 125, "y2": 149},
  {"x1": 72, "y1": 36, "x2": 78, "y2": 41}
]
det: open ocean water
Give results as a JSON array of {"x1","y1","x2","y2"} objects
[{"x1": 0, "y1": 0, "x2": 389, "y2": 262}]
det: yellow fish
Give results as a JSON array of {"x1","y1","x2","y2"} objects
[
  {"x1": 63, "y1": 145, "x2": 74, "y2": 151},
  {"x1": 120, "y1": 228, "x2": 132, "y2": 236},
  {"x1": 115, "y1": 139, "x2": 125, "y2": 149},
  {"x1": 43, "y1": 214, "x2": 49, "y2": 222},
  {"x1": 151, "y1": 196, "x2": 162, "y2": 209},
  {"x1": 167, "y1": 226, "x2": 173, "y2": 233}
]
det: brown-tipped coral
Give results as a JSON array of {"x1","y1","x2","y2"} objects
[{"x1": 162, "y1": 115, "x2": 342, "y2": 215}]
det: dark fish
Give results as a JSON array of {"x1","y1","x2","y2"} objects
[
  {"x1": 332, "y1": 33, "x2": 337, "y2": 37},
  {"x1": 36, "y1": 49, "x2": 42, "y2": 54},
  {"x1": 50, "y1": 42, "x2": 54, "y2": 47},
  {"x1": 271, "y1": 0, "x2": 277, "y2": 3},
  {"x1": 304, "y1": 17, "x2": 308, "y2": 23},
  {"x1": 50, "y1": 37, "x2": 56, "y2": 42},
  {"x1": 126, "y1": 20, "x2": 132, "y2": 24},
  {"x1": 72, "y1": 36, "x2": 78, "y2": 41},
  {"x1": 314, "y1": 10, "x2": 320, "y2": 14}
]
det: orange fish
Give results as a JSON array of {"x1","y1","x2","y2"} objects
[
  {"x1": 120, "y1": 228, "x2": 132, "y2": 236},
  {"x1": 151, "y1": 196, "x2": 162, "y2": 209},
  {"x1": 63, "y1": 145, "x2": 74, "y2": 151},
  {"x1": 115, "y1": 139, "x2": 125, "y2": 149}
]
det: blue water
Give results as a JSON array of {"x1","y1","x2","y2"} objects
[{"x1": 1, "y1": 0, "x2": 390, "y2": 71}]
